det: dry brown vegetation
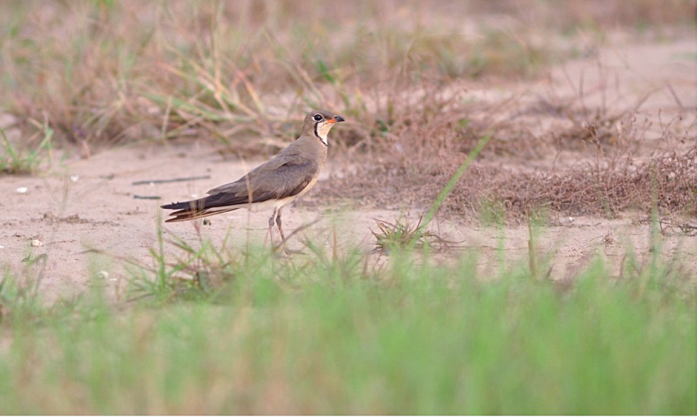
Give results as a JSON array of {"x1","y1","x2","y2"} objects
[
  {"x1": 0, "y1": 0, "x2": 696, "y2": 220},
  {"x1": 320, "y1": 95, "x2": 697, "y2": 220}
]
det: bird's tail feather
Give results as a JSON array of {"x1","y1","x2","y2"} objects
[
  {"x1": 161, "y1": 201, "x2": 192, "y2": 210},
  {"x1": 163, "y1": 207, "x2": 237, "y2": 223}
]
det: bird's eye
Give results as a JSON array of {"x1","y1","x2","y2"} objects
[{"x1": 313, "y1": 114, "x2": 323, "y2": 121}]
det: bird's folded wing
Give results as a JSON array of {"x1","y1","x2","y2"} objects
[{"x1": 203, "y1": 157, "x2": 318, "y2": 208}]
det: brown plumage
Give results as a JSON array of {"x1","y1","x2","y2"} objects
[{"x1": 161, "y1": 110, "x2": 344, "y2": 241}]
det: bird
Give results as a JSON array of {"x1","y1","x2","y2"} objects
[{"x1": 161, "y1": 110, "x2": 345, "y2": 243}]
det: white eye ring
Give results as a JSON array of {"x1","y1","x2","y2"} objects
[{"x1": 313, "y1": 114, "x2": 323, "y2": 121}]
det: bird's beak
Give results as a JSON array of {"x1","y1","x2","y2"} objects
[{"x1": 332, "y1": 115, "x2": 345, "y2": 123}]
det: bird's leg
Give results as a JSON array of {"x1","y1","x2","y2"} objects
[
  {"x1": 275, "y1": 208, "x2": 285, "y2": 242},
  {"x1": 266, "y1": 207, "x2": 277, "y2": 246},
  {"x1": 275, "y1": 208, "x2": 301, "y2": 256}
]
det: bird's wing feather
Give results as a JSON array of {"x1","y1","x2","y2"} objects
[
  {"x1": 207, "y1": 150, "x2": 295, "y2": 195},
  {"x1": 202, "y1": 154, "x2": 318, "y2": 208}
]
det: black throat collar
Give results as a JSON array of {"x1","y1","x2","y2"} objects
[{"x1": 314, "y1": 122, "x2": 328, "y2": 146}]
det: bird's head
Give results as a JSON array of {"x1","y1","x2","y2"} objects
[{"x1": 302, "y1": 110, "x2": 345, "y2": 146}]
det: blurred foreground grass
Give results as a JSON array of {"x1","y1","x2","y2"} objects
[{"x1": 0, "y1": 236, "x2": 695, "y2": 414}]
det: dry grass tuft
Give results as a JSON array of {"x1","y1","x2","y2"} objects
[
  {"x1": 483, "y1": 146, "x2": 697, "y2": 218},
  {"x1": 371, "y1": 217, "x2": 455, "y2": 253}
]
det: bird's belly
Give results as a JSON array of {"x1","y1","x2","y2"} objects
[
  {"x1": 245, "y1": 195, "x2": 298, "y2": 213},
  {"x1": 297, "y1": 175, "x2": 319, "y2": 197}
]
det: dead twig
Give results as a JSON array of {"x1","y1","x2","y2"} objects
[{"x1": 132, "y1": 175, "x2": 211, "y2": 186}]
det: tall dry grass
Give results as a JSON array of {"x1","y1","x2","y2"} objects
[{"x1": 1, "y1": 0, "x2": 693, "y2": 147}]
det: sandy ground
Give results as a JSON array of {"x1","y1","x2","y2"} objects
[{"x1": 1, "y1": 35, "x2": 696, "y2": 301}]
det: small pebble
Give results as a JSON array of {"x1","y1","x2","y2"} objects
[
  {"x1": 31, "y1": 239, "x2": 43, "y2": 247},
  {"x1": 16, "y1": 187, "x2": 28, "y2": 194}
]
